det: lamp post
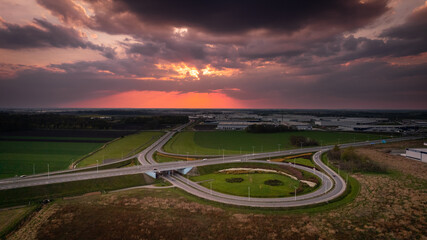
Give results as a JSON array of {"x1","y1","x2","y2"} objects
[
  {"x1": 294, "y1": 186, "x2": 297, "y2": 201},
  {"x1": 222, "y1": 149, "x2": 225, "y2": 162},
  {"x1": 248, "y1": 186, "x2": 251, "y2": 201}
]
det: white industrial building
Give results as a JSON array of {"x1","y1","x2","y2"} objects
[
  {"x1": 405, "y1": 148, "x2": 427, "y2": 163},
  {"x1": 216, "y1": 121, "x2": 251, "y2": 130}
]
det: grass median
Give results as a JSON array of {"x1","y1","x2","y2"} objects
[{"x1": 163, "y1": 131, "x2": 384, "y2": 155}]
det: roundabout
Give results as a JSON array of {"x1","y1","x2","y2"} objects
[
  {"x1": 190, "y1": 165, "x2": 319, "y2": 198},
  {"x1": 0, "y1": 121, "x2": 420, "y2": 209}
]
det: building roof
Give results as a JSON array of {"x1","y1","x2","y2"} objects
[{"x1": 406, "y1": 148, "x2": 427, "y2": 153}]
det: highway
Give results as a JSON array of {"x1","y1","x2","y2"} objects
[{"x1": 0, "y1": 121, "x2": 422, "y2": 207}]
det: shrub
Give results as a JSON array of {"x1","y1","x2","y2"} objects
[
  {"x1": 225, "y1": 178, "x2": 244, "y2": 183},
  {"x1": 246, "y1": 124, "x2": 294, "y2": 133},
  {"x1": 290, "y1": 135, "x2": 319, "y2": 147},
  {"x1": 329, "y1": 147, "x2": 387, "y2": 173},
  {"x1": 264, "y1": 179, "x2": 284, "y2": 186}
]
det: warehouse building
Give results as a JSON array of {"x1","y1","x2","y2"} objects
[{"x1": 405, "y1": 148, "x2": 427, "y2": 163}]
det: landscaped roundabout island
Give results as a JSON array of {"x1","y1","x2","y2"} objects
[{"x1": 190, "y1": 163, "x2": 320, "y2": 198}]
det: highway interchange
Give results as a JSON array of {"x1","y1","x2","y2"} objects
[{"x1": 0, "y1": 122, "x2": 421, "y2": 208}]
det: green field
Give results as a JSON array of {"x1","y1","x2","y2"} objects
[
  {"x1": 0, "y1": 174, "x2": 151, "y2": 208},
  {"x1": 284, "y1": 158, "x2": 315, "y2": 168},
  {"x1": 0, "y1": 205, "x2": 38, "y2": 238},
  {"x1": 163, "y1": 131, "x2": 383, "y2": 155},
  {"x1": 191, "y1": 173, "x2": 306, "y2": 198},
  {"x1": 0, "y1": 141, "x2": 104, "y2": 179},
  {"x1": 76, "y1": 131, "x2": 164, "y2": 167}
]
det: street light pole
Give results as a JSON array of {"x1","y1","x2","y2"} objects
[
  {"x1": 294, "y1": 186, "x2": 297, "y2": 201},
  {"x1": 248, "y1": 186, "x2": 251, "y2": 201},
  {"x1": 222, "y1": 149, "x2": 224, "y2": 162}
]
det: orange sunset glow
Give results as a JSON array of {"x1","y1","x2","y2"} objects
[{"x1": 64, "y1": 91, "x2": 245, "y2": 108}]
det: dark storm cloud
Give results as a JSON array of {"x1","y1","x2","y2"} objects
[
  {"x1": 0, "y1": 18, "x2": 116, "y2": 58},
  {"x1": 37, "y1": 0, "x2": 389, "y2": 38},
  {"x1": 119, "y1": 0, "x2": 389, "y2": 34}
]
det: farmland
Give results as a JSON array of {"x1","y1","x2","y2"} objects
[
  {"x1": 163, "y1": 131, "x2": 384, "y2": 155},
  {"x1": 76, "y1": 131, "x2": 164, "y2": 167},
  {"x1": 5, "y1": 140, "x2": 426, "y2": 240},
  {"x1": 0, "y1": 140, "x2": 104, "y2": 179}
]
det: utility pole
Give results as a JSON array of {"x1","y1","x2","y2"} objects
[
  {"x1": 222, "y1": 149, "x2": 225, "y2": 162},
  {"x1": 294, "y1": 186, "x2": 297, "y2": 201},
  {"x1": 248, "y1": 186, "x2": 251, "y2": 201}
]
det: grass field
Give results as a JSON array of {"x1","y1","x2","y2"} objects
[
  {"x1": 152, "y1": 152, "x2": 201, "y2": 163},
  {"x1": 76, "y1": 131, "x2": 164, "y2": 167},
  {"x1": 267, "y1": 157, "x2": 315, "y2": 168},
  {"x1": 163, "y1": 131, "x2": 383, "y2": 155},
  {"x1": 0, "y1": 205, "x2": 37, "y2": 238},
  {"x1": 0, "y1": 141, "x2": 104, "y2": 179},
  {"x1": 192, "y1": 173, "x2": 305, "y2": 198},
  {"x1": 0, "y1": 174, "x2": 150, "y2": 208}
]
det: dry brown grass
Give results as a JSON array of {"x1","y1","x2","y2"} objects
[{"x1": 7, "y1": 140, "x2": 427, "y2": 240}]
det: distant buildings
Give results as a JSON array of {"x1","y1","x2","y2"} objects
[{"x1": 190, "y1": 112, "x2": 424, "y2": 133}]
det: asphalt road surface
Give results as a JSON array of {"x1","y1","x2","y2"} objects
[{"x1": 0, "y1": 121, "x2": 422, "y2": 207}]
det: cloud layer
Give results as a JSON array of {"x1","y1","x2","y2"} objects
[{"x1": 0, "y1": 0, "x2": 426, "y2": 109}]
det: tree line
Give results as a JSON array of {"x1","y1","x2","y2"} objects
[
  {"x1": 0, "y1": 113, "x2": 189, "y2": 131},
  {"x1": 246, "y1": 124, "x2": 294, "y2": 133}
]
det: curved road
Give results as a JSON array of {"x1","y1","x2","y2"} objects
[{"x1": 0, "y1": 121, "x2": 422, "y2": 207}]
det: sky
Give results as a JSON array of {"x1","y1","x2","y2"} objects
[{"x1": 0, "y1": 0, "x2": 426, "y2": 109}]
